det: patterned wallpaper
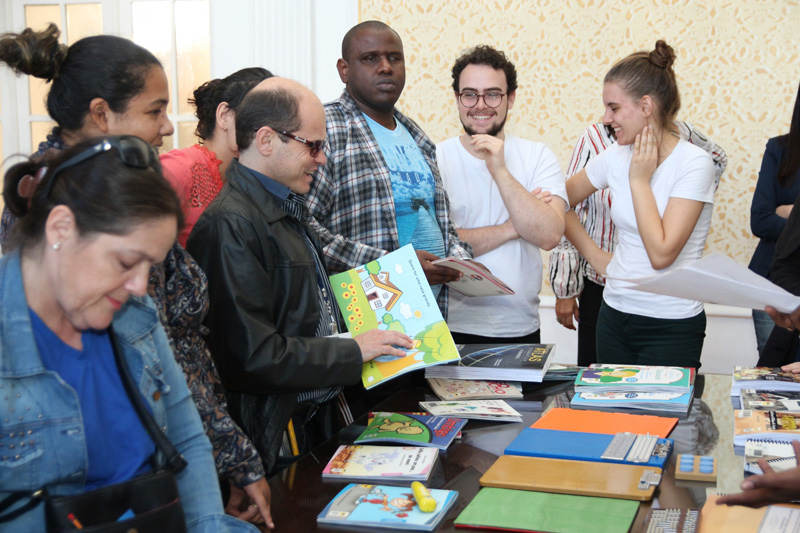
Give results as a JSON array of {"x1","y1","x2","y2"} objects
[{"x1": 361, "y1": 0, "x2": 800, "y2": 292}]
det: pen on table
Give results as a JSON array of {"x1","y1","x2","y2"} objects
[
  {"x1": 411, "y1": 481, "x2": 437, "y2": 512},
  {"x1": 287, "y1": 419, "x2": 300, "y2": 456},
  {"x1": 67, "y1": 512, "x2": 83, "y2": 529}
]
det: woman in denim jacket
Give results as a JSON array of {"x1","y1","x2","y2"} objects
[{"x1": 0, "y1": 138, "x2": 256, "y2": 532}]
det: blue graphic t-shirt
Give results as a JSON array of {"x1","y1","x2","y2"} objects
[{"x1": 364, "y1": 114, "x2": 445, "y2": 296}]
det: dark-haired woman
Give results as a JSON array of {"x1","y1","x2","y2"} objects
[
  {"x1": 748, "y1": 80, "x2": 800, "y2": 358},
  {"x1": 0, "y1": 138, "x2": 256, "y2": 532},
  {"x1": 565, "y1": 41, "x2": 717, "y2": 369},
  {"x1": 0, "y1": 23, "x2": 173, "y2": 249},
  {"x1": 0, "y1": 25, "x2": 274, "y2": 527},
  {"x1": 161, "y1": 67, "x2": 272, "y2": 247}
]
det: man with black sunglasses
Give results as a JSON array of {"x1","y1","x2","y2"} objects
[
  {"x1": 187, "y1": 78, "x2": 413, "y2": 475},
  {"x1": 437, "y1": 45, "x2": 567, "y2": 345}
]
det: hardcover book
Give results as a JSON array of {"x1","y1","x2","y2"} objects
[
  {"x1": 426, "y1": 378, "x2": 523, "y2": 401},
  {"x1": 418, "y1": 400, "x2": 522, "y2": 423},
  {"x1": 574, "y1": 365, "x2": 695, "y2": 394},
  {"x1": 317, "y1": 483, "x2": 458, "y2": 531},
  {"x1": 424, "y1": 343, "x2": 555, "y2": 382},
  {"x1": 322, "y1": 445, "x2": 439, "y2": 483},
  {"x1": 740, "y1": 389, "x2": 800, "y2": 411},
  {"x1": 354, "y1": 412, "x2": 467, "y2": 451},
  {"x1": 328, "y1": 244, "x2": 460, "y2": 389},
  {"x1": 734, "y1": 410, "x2": 800, "y2": 447}
]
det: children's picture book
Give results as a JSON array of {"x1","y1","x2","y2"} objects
[
  {"x1": 354, "y1": 412, "x2": 467, "y2": 451},
  {"x1": 574, "y1": 364, "x2": 695, "y2": 394},
  {"x1": 426, "y1": 378, "x2": 523, "y2": 401},
  {"x1": 744, "y1": 438, "x2": 797, "y2": 476},
  {"x1": 734, "y1": 410, "x2": 800, "y2": 447},
  {"x1": 731, "y1": 367, "x2": 800, "y2": 397},
  {"x1": 328, "y1": 244, "x2": 460, "y2": 389},
  {"x1": 418, "y1": 399, "x2": 522, "y2": 423},
  {"x1": 454, "y1": 487, "x2": 639, "y2": 533},
  {"x1": 321, "y1": 445, "x2": 439, "y2": 483},
  {"x1": 424, "y1": 343, "x2": 555, "y2": 382},
  {"x1": 430, "y1": 257, "x2": 514, "y2": 296},
  {"x1": 740, "y1": 389, "x2": 800, "y2": 411},
  {"x1": 570, "y1": 389, "x2": 693, "y2": 416},
  {"x1": 317, "y1": 483, "x2": 458, "y2": 531}
]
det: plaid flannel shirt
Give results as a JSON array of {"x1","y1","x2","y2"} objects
[{"x1": 306, "y1": 90, "x2": 472, "y2": 318}]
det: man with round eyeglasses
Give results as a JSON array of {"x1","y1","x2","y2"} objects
[{"x1": 437, "y1": 45, "x2": 568, "y2": 345}]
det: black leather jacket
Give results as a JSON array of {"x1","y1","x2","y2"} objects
[{"x1": 187, "y1": 158, "x2": 362, "y2": 472}]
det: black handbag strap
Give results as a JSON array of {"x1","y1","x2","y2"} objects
[{"x1": 109, "y1": 325, "x2": 187, "y2": 473}]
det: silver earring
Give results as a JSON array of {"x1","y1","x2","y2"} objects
[{"x1": 51, "y1": 242, "x2": 61, "y2": 251}]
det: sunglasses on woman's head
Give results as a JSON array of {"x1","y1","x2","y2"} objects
[{"x1": 41, "y1": 136, "x2": 161, "y2": 199}]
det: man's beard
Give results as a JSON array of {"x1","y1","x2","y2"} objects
[{"x1": 461, "y1": 112, "x2": 508, "y2": 137}]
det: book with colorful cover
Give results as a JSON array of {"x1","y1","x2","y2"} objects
[
  {"x1": 740, "y1": 389, "x2": 800, "y2": 411},
  {"x1": 354, "y1": 412, "x2": 467, "y2": 451},
  {"x1": 424, "y1": 343, "x2": 555, "y2": 382},
  {"x1": 426, "y1": 378, "x2": 523, "y2": 401},
  {"x1": 732, "y1": 367, "x2": 800, "y2": 397},
  {"x1": 430, "y1": 257, "x2": 514, "y2": 296},
  {"x1": 317, "y1": 483, "x2": 458, "y2": 531},
  {"x1": 570, "y1": 388, "x2": 693, "y2": 415},
  {"x1": 734, "y1": 410, "x2": 800, "y2": 447},
  {"x1": 328, "y1": 244, "x2": 460, "y2": 389},
  {"x1": 744, "y1": 438, "x2": 797, "y2": 476},
  {"x1": 574, "y1": 365, "x2": 695, "y2": 394},
  {"x1": 418, "y1": 400, "x2": 522, "y2": 423},
  {"x1": 322, "y1": 445, "x2": 439, "y2": 483}
]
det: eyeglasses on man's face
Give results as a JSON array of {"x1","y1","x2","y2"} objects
[
  {"x1": 277, "y1": 130, "x2": 325, "y2": 157},
  {"x1": 457, "y1": 91, "x2": 506, "y2": 109}
]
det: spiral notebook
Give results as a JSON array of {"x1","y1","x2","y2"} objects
[{"x1": 744, "y1": 438, "x2": 797, "y2": 476}]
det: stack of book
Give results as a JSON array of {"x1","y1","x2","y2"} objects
[
  {"x1": 570, "y1": 364, "x2": 695, "y2": 415},
  {"x1": 743, "y1": 438, "x2": 797, "y2": 477},
  {"x1": 731, "y1": 367, "x2": 800, "y2": 406},
  {"x1": 424, "y1": 343, "x2": 556, "y2": 382},
  {"x1": 734, "y1": 410, "x2": 800, "y2": 448}
]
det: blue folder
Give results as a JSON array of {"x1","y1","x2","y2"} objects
[{"x1": 504, "y1": 427, "x2": 672, "y2": 468}]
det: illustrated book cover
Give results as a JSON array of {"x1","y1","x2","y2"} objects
[
  {"x1": 740, "y1": 389, "x2": 800, "y2": 411},
  {"x1": 418, "y1": 400, "x2": 522, "y2": 423},
  {"x1": 329, "y1": 244, "x2": 460, "y2": 389},
  {"x1": 354, "y1": 412, "x2": 467, "y2": 451},
  {"x1": 734, "y1": 410, "x2": 800, "y2": 447},
  {"x1": 570, "y1": 389, "x2": 693, "y2": 415},
  {"x1": 426, "y1": 378, "x2": 523, "y2": 401},
  {"x1": 430, "y1": 257, "x2": 514, "y2": 297},
  {"x1": 424, "y1": 343, "x2": 555, "y2": 382},
  {"x1": 317, "y1": 483, "x2": 458, "y2": 531},
  {"x1": 321, "y1": 445, "x2": 439, "y2": 483},
  {"x1": 574, "y1": 364, "x2": 695, "y2": 394}
]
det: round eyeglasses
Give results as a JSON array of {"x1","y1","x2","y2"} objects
[{"x1": 457, "y1": 91, "x2": 506, "y2": 108}]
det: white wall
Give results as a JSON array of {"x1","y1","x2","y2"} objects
[{"x1": 539, "y1": 296, "x2": 759, "y2": 374}]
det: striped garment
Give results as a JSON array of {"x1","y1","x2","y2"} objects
[{"x1": 548, "y1": 121, "x2": 728, "y2": 299}]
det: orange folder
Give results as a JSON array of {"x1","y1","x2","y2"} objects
[{"x1": 531, "y1": 407, "x2": 678, "y2": 439}]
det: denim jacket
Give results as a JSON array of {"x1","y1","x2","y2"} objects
[{"x1": 0, "y1": 252, "x2": 256, "y2": 532}]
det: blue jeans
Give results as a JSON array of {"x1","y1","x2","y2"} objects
[{"x1": 753, "y1": 309, "x2": 776, "y2": 356}]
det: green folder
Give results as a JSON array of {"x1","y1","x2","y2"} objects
[{"x1": 455, "y1": 488, "x2": 639, "y2": 533}]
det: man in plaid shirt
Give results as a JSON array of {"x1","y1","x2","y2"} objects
[{"x1": 306, "y1": 20, "x2": 472, "y2": 319}]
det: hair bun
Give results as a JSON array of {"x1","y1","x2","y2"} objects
[
  {"x1": 0, "y1": 23, "x2": 68, "y2": 81},
  {"x1": 649, "y1": 40, "x2": 676, "y2": 70}
]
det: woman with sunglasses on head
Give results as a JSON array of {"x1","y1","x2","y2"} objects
[
  {"x1": 564, "y1": 40, "x2": 717, "y2": 369},
  {"x1": 0, "y1": 137, "x2": 256, "y2": 532},
  {"x1": 0, "y1": 25, "x2": 274, "y2": 527},
  {"x1": 161, "y1": 67, "x2": 273, "y2": 247}
]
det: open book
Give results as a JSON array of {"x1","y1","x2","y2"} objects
[{"x1": 431, "y1": 257, "x2": 514, "y2": 297}]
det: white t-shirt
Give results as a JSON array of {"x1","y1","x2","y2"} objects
[
  {"x1": 585, "y1": 140, "x2": 716, "y2": 319},
  {"x1": 437, "y1": 135, "x2": 567, "y2": 336}
]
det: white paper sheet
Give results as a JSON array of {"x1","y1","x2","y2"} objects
[{"x1": 606, "y1": 253, "x2": 800, "y2": 314}]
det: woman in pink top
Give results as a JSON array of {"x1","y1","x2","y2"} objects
[{"x1": 161, "y1": 67, "x2": 272, "y2": 246}]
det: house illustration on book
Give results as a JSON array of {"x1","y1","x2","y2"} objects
[{"x1": 361, "y1": 272, "x2": 403, "y2": 311}]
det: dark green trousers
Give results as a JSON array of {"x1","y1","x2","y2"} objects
[{"x1": 596, "y1": 301, "x2": 706, "y2": 369}]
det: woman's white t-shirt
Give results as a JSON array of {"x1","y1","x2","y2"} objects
[{"x1": 585, "y1": 139, "x2": 716, "y2": 319}]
